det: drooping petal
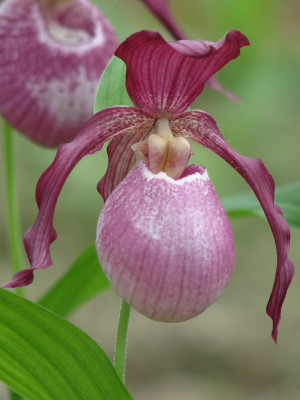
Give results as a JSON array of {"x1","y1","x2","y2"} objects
[
  {"x1": 172, "y1": 110, "x2": 295, "y2": 342},
  {"x1": 98, "y1": 126, "x2": 153, "y2": 201},
  {"x1": 3, "y1": 107, "x2": 153, "y2": 288},
  {"x1": 115, "y1": 30, "x2": 249, "y2": 117},
  {"x1": 96, "y1": 161, "x2": 235, "y2": 322},
  {"x1": 139, "y1": 0, "x2": 186, "y2": 40},
  {"x1": 0, "y1": 0, "x2": 118, "y2": 146}
]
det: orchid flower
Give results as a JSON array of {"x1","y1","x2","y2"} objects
[
  {"x1": 3, "y1": 30, "x2": 294, "y2": 342},
  {"x1": 0, "y1": 0, "x2": 118, "y2": 146},
  {"x1": 140, "y1": 0, "x2": 240, "y2": 101}
]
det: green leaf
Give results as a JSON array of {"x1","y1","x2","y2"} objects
[
  {"x1": 38, "y1": 245, "x2": 110, "y2": 317},
  {"x1": 0, "y1": 289, "x2": 132, "y2": 400},
  {"x1": 9, "y1": 389, "x2": 23, "y2": 400},
  {"x1": 222, "y1": 181, "x2": 300, "y2": 227},
  {"x1": 94, "y1": 56, "x2": 133, "y2": 113}
]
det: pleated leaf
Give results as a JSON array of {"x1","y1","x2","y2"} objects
[
  {"x1": 223, "y1": 181, "x2": 300, "y2": 227},
  {"x1": 9, "y1": 389, "x2": 23, "y2": 400},
  {"x1": 38, "y1": 245, "x2": 110, "y2": 317},
  {"x1": 94, "y1": 56, "x2": 133, "y2": 113},
  {"x1": 0, "y1": 289, "x2": 132, "y2": 400}
]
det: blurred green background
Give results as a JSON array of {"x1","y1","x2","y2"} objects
[{"x1": 0, "y1": 0, "x2": 300, "y2": 398}]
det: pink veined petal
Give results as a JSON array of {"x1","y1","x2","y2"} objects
[
  {"x1": 140, "y1": 2, "x2": 241, "y2": 102},
  {"x1": 97, "y1": 161, "x2": 235, "y2": 322},
  {"x1": 172, "y1": 110, "x2": 295, "y2": 343},
  {"x1": 0, "y1": 0, "x2": 118, "y2": 147},
  {"x1": 3, "y1": 107, "x2": 153, "y2": 288},
  {"x1": 115, "y1": 30, "x2": 249, "y2": 117},
  {"x1": 98, "y1": 125, "x2": 153, "y2": 201},
  {"x1": 139, "y1": 0, "x2": 186, "y2": 40}
]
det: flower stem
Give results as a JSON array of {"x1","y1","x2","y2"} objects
[
  {"x1": 3, "y1": 120, "x2": 24, "y2": 297},
  {"x1": 114, "y1": 300, "x2": 131, "y2": 382}
]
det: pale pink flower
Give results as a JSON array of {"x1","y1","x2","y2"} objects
[
  {"x1": 0, "y1": 0, "x2": 118, "y2": 146},
  {"x1": 4, "y1": 30, "x2": 294, "y2": 342}
]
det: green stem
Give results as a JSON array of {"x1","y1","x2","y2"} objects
[
  {"x1": 114, "y1": 300, "x2": 131, "y2": 382},
  {"x1": 3, "y1": 121, "x2": 24, "y2": 297}
]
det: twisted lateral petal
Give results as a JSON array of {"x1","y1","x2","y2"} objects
[
  {"x1": 0, "y1": 0, "x2": 118, "y2": 147},
  {"x1": 98, "y1": 125, "x2": 153, "y2": 201},
  {"x1": 139, "y1": 0, "x2": 186, "y2": 40},
  {"x1": 172, "y1": 110, "x2": 295, "y2": 342},
  {"x1": 115, "y1": 30, "x2": 249, "y2": 117},
  {"x1": 3, "y1": 108, "x2": 153, "y2": 288},
  {"x1": 97, "y1": 161, "x2": 235, "y2": 322}
]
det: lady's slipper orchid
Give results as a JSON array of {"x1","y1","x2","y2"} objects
[
  {"x1": 3, "y1": 30, "x2": 294, "y2": 342},
  {"x1": 140, "y1": 0, "x2": 239, "y2": 101},
  {"x1": 0, "y1": 0, "x2": 118, "y2": 146}
]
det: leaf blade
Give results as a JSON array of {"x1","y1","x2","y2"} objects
[
  {"x1": 223, "y1": 181, "x2": 300, "y2": 227},
  {"x1": 0, "y1": 290, "x2": 132, "y2": 400},
  {"x1": 94, "y1": 56, "x2": 133, "y2": 113}
]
